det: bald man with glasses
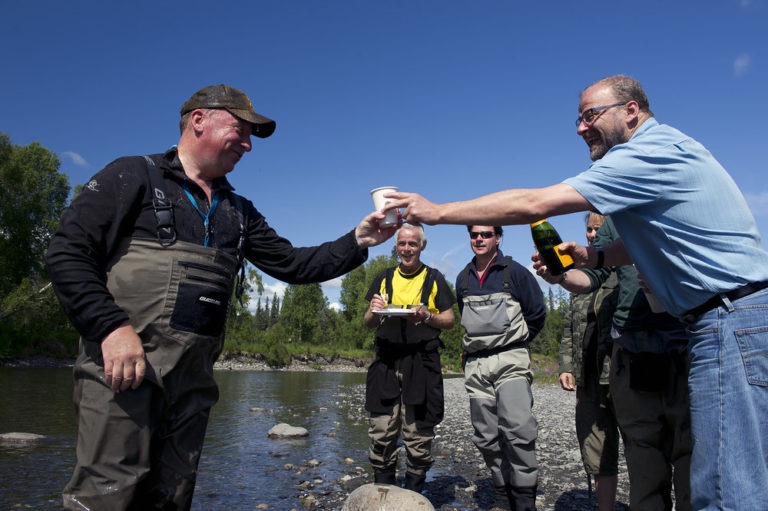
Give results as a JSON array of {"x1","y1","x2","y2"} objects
[{"x1": 387, "y1": 74, "x2": 768, "y2": 511}]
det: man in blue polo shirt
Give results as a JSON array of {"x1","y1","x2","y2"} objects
[{"x1": 387, "y1": 74, "x2": 768, "y2": 511}]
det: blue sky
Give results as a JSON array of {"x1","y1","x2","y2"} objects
[{"x1": 3, "y1": 1, "x2": 767, "y2": 310}]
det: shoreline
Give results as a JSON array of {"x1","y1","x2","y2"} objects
[{"x1": 0, "y1": 354, "x2": 370, "y2": 372}]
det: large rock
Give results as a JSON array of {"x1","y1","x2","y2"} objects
[
  {"x1": 267, "y1": 423, "x2": 309, "y2": 438},
  {"x1": 0, "y1": 432, "x2": 47, "y2": 444},
  {"x1": 341, "y1": 483, "x2": 435, "y2": 511}
]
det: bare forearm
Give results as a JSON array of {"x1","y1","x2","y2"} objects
[
  {"x1": 556, "y1": 269, "x2": 594, "y2": 294},
  {"x1": 388, "y1": 184, "x2": 592, "y2": 226},
  {"x1": 427, "y1": 309, "x2": 455, "y2": 330}
]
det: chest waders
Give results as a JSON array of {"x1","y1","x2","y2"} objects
[
  {"x1": 63, "y1": 157, "x2": 244, "y2": 511},
  {"x1": 457, "y1": 264, "x2": 530, "y2": 355},
  {"x1": 457, "y1": 265, "x2": 539, "y2": 500}
]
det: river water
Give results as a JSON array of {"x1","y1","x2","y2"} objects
[{"x1": 0, "y1": 367, "x2": 371, "y2": 510}]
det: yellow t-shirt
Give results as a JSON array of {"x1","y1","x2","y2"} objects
[{"x1": 377, "y1": 265, "x2": 439, "y2": 314}]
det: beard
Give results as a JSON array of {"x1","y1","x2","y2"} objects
[{"x1": 589, "y1": 125, "x2": 627, "y2": 161}]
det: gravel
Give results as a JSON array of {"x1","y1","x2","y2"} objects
[{"x1": 308, "y1": 376, "x2": 630, "y2": 511}]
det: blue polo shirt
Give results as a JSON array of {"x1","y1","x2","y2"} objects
[{"x1": 564, "y1": 118, "x2": 768, "y2": 317}]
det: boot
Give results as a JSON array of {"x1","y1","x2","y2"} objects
[
  {"x1": 404, "y1": 471, "x2": 426, "y2": 493},
  {"x1": 373, "y1": 467, "x2": 396, "y2": 485},
  {"x1": 489, "y1": 484, "x2": 512, "y2": 511},
  {"x1": 508, "y1": 485, "x2": 537, "y2": 511}
]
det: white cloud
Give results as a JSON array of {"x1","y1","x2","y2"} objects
[
  {"x1": 61, "y1": 151, "x2": 89, "y2": 168},
  {"x1": 321, "y1": 276, "x2": 343, "y2": 291},
  {"x1": 263, "y1": 281, "x2": 288, "y2": 300},
  {"x1": 246, "y1": 281, "x2": 288, "y2": 314},
  {"x1": 733, "y1": 54, "x2": 751, "y2": 77}
]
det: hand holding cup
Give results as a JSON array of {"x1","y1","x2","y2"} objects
[{"x1": 370, "y1": 186, "x2": 399, "y2": 228}]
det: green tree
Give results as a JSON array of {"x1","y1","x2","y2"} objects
[
  {"x1": 254, "y1": 297, "x2": 268, "y2": 330},
  {"x1": 0, "y1": 134, "x2": 69, "y2": 296},
  {"x1": 0, "y1": 135, "x2": 74, "y2": 357},
  {"x1": 530, "y1": 286, "x2": 570, "y2": 358},
  {"x1": 269, "y1": 293, "x2": 280, "y2": 326},
  {"x1": 338, "y1": 254, "x2": 397, "y2": 349},
  {"x1": 279, "y1": 283, "x2": 328, "y2": 344}
]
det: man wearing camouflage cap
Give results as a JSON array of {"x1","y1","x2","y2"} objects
[{"x1": 46, "y1": 84, "x2": 397, "y2": 510}]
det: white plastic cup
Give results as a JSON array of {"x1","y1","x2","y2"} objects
[{"x1": 370, "y1": 186, "x2": 399, "y2": 228}]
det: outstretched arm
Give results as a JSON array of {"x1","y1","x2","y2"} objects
[{"x1": 384, "y1": 183, "x2": 592, "y2": 226}]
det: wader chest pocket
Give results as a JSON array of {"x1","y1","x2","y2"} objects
[
  {"x1": 171, "y1": 261, "x2": 233, "y2": 336},
  {"x1": 461, "y1": 297, "x2": 510, "y2": 336}
]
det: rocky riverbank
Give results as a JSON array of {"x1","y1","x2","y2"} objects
[
  {"x1": 303, "y1": 377, "x2": 630, "y2": 511},
  {"x1": 2, "y1": 356, "x2": 630, "y2": 510}
]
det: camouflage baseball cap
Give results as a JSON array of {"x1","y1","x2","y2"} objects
[{"x1": 180, "y1": 84, "x2": 276, "y2": 138}]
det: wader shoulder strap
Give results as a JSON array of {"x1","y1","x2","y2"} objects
[
  {"x1": 501, "y1": 264, "x2": 512, "y2": 294},
  {"x1": 227, "y1": 192, "x2": 249, "y2": 304},
  {"x1": 142, "y1": 155, "x2": 176, "y2": 246},
  {"x1": 420, "y1": 266, "x2": 436, "y2": 306},
  {"x1": 458, "y1": 265, "x2": 471, "y2": 296},
  {"x1": 385, "y1": 266, "x2": 395, "y2": 300}
]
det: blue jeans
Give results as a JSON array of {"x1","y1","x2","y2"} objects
[{"x1": 685, "y1": 288, "x2": 768, "y2": 510}]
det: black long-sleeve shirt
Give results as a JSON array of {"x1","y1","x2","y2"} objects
[{"x1": 46, "y1": 148, "x2": 367, "y2": 343}]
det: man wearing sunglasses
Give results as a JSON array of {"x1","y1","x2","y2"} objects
[
  {"x1": 387, "y1": 74, "x2": 768, "y2": 511},
  {"x1": 455, "y1": 225, "x2": 546, "y2": 511}
]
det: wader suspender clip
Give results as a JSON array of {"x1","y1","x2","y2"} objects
[{"x1": 143, "y1": 156, "x2": 177, "y2": 246}]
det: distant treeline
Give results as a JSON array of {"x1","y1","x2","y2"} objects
[{"x1": 0, "y1": 133, "x2": 570, "y2": 372}]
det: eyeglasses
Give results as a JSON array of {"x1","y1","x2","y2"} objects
[
  {"x1": 469, "y1": 231, "x2": 495, "y2": 239},
  {"x1": 575, "y1": 102, "x2": 626, "y2": 127}
]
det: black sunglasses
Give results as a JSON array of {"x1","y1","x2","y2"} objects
[{"x1": 469, "y1": 231, "x2": 495, "y2": 239}]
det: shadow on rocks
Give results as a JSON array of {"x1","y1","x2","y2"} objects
[
  {"x1": 423, "y1": 474, "x2": 471, "y2": 509},
  {"x1": 554, "y1": 489, "x2": 630, "y2": 511}
]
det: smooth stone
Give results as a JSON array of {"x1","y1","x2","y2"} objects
[
  {"x1": 0, "y1": 432, "x2": 47, "y2": 444},
  {"x1": 341, "y1": 483, "x2": 435, "y2": 511},
  {"x1": 268, "y1": 423, "x2": 309, "y2": 438}
]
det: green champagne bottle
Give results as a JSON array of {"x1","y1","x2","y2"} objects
[{"x1": 530, "y1": 219, "x2": 574, "y2": 276}]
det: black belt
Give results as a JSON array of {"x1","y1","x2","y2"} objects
[
  {"x1": 682, "y1": 281, "x2": 768, "y2": 322},
  {"x1": 464, "y1": 341, "x2": 527, "y2": 359}
]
